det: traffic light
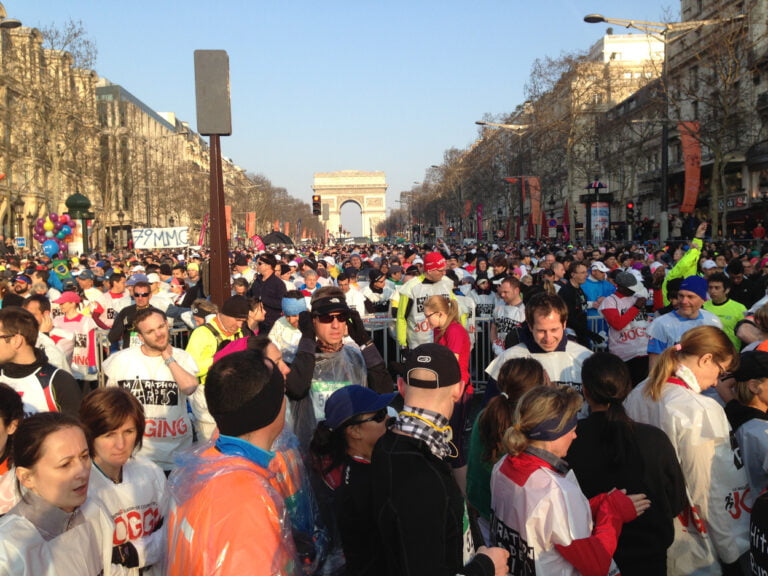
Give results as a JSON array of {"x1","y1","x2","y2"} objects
[
  {"x1": 312, "y1": 195, "x2": 321, "y2": 215},
  {"x1": 626, "y1": 201, "x2": 635, "y2": 224}
]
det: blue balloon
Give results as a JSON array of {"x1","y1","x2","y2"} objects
[
  {"x1": 61, "y1": 225, "x2": 72, "y2": 236},
  {"x1": 42, "y1": 239, "x2": 59, "y2": 258}
]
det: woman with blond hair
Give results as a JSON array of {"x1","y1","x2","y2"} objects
[
  {"x1": 625, "y1": 325, "x2": 749, "y2": 575},
  {"x1": 490, "y1": 385, "x2": 648, "y2": 575},
  {"x1": 424, "y1": 294, "x2": 472, "y2": 492}
]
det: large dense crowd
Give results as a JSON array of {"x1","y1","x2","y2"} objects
[{"x1": 1, "y1": 224, "x2": 768, "y2": 575}]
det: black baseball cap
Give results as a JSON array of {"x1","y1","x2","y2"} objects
[{"x1": 405, "y1": 343, "x2": 462, "y2": 389}]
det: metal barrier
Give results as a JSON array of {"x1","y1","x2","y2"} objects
[{"x1": 95, "y1": 326, "x2": 191, "y2": 388}]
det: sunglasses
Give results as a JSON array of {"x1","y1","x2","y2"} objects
[
  {"x1": 314, "y1": 312, "x2": 350, "y2": 324},
  {"x1": 134, "y1": 292, "x2": 150, "y2": 297},
  {"x1": 348, "y1": 408, "x2": 388, "y2": 426}
]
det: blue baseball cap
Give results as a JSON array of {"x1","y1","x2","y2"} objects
[{"x1": 324, "y1": 385, "x2": 396, "y2": 430}]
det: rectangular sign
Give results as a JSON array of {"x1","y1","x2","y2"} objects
[
  {"x1": 131, "y1": 227, "x2": 189, "y2": 250},
  {"x1": 15, "y1": 237, "x2": 25, "y2": 247}
]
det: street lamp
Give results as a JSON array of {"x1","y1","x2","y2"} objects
[
  {"x1": 0, "y1": 3, "x2": 21, "y2": 29},
  {"x1": 584, "y1": 12, "x2": 746, "y2": 243},
  {"x1": 117, "y1": 209, "x2": 125, "y2": 249}
]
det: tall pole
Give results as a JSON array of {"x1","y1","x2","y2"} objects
[
  {"x1": 209, "y1": 135, "x2": 230, "y2": 307},
  {"x1": 659, "y1": 37, "x2": 670, "y2": 244}
]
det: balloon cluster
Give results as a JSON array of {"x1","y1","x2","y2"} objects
[{"x1": 33, "y1": 213, "x2": 75, "y2": 258}]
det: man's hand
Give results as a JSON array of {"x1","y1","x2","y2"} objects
[
  {"x1": 634, "y1": 296, "x2": 647, "y2": 310},
  {"x1": 696, "y1": 221, "x2": 708, "y2": 239},
  {"x1": 346, "y1": 310, "x2": 370, "y2": 346},
  {"x1": 476, "y1": 546, "x2": 510, "y2": 576}
]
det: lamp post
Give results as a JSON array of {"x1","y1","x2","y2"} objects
[
  {"x1": 117, "y1": 209, "x2": 125, "y2": 249},
  {"x1": 26, "y1": 212, "x2": 33, "y2": 249},
  {"x1": 476, "y1": 121, "x2": 530, "y2": 240},
  {"x1": 0, "y1": 3, "x2": 21, "y2": 29},
  {"x1": 584, "y1": 12, "x2": 745, "y2": 243}
]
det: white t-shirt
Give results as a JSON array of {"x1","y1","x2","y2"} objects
[{"x1": 103, "y1": 346, "x2": 198, "y2": 471}]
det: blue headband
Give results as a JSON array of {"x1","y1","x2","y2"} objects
[
  {"x1": 282, "y1": 297, "x2": 307, "y2": 316},
  {"x1": 525, "y1": 414, "x2": 578, "y2": 442}
]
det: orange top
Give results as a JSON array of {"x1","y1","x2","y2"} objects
[{"x1": 166, "y1": 446, "x2": 296, "y2": 576}]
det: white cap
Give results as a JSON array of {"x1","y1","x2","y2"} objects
[
  {"x1": 591, "y1": 261, "x2": 610, "y2": 272},
  {"x1": 146, "y1": 273, "x2": 161, "y2": 284},
  {"x1": 701, "y1": 259, "x2": 718, "y2": 270}
]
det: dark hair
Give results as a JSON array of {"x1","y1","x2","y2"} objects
[
  {"x1": 206, "y1": 349, "x2": 271, "y2": 415},
  {"x1": 336, "y1": 271, "x2": 353, "y2": 283},
  {"x1": 284, "y1": 289, "x2": 304, "y2": 300},
  {"x1": 0, "y1": 383, "x2": 23, "y2": 468},
  {"x1": 79, "y1": 387, "x2": 145, "y2": 455},
  {"x1": 524, "y1": 292, "x2": 568, "y2": 327},
  {"x1": 132, "y1": 280, "x2": 151, "y2": 292},
  {"x1": 580, "y1": 352, "x2": 644, "y2": 468},
  {"x1": 13, "y1": 412, "x2": 84, "y2": 493},
  {"x1": 309, "y1": 420, "x2": 349, "y2": 476},
  {"x1": 134, "y1": 307, "x2": 167, "y2": 331},
  {"x1": 726, "y1": 259, "x2": 744, "y2": 275},
  {"x1": 246, "y1": 334, "x2": 273, "y2": 354},
  {"x1": 707, "y1": 271, "x2": 730, "y2": 291},
  {"x1": 665, "y1": 277, "x2": 683, "y2": 301},
  {"x1": 232, "y1": 277, "x2": 249, "y2": 289},
  {"x1": 108, "y1": 273, "x2": 126, "y2": 287},
  {"x1": 32, "y1": 269, "x2": 50, "y2": 283},
  {"x1": 22, "y1": 294, "x2": 51, "y2": 314},
  {"x1": 0, "y1": 306, "x2": 39, "y2": 346},
  {"x1": 478, "y1": 358, "x2": 547, "y2": 462}
]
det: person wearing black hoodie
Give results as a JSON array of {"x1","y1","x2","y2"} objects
[{"x1": 0, "y1": 306, "x2": 80, "y2": 417}]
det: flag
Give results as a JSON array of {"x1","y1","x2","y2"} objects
[
  {"x1": 251, "y1": 235, "x2": 266, "y2": 250},
  {"x1": 679, "y1": 121, "x2": 701, "y2": 214},
  {"x1": 245, "y1": 212, "x2": 256, "y2": 237},
  {"x1": 198, "y1": 213, "x2": 209, "y2": 247},
  {"x1": 225, "y1": 205, "x2": 232, "y2": 241}
]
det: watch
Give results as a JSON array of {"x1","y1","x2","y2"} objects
[{"x1": 164, "y1": 356, "x2": 177, "y2": 366}]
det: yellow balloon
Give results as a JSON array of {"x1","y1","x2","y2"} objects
[{"x1": 43, "y1": 218, "x2": 54, "y2": 231}]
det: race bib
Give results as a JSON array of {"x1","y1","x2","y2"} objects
[{"x1": 310, "y1": 380, "x2": 351, "y2": 421}]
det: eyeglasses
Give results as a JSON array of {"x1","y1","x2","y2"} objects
[
  {"x1": 0, "y1": 334, "x2": 15, "y2": 341},
  {"x1": 348, "y1": 408, "x2": 388, "y2": 426},
  {"x1": 314, "y1": 312, "x2": 350, "y2": 324},
  {"x1": 717, "y1": 363, "x2": 731, "y2": 378},
  {"x1": 134, "y1": 292, "x2": 150, "y2": 297},
  {"x1": 425, "y1": 311, "x2": 440, "y2": 320}
]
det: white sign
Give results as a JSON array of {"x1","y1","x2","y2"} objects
[
  {"x1": 131, "y1": 227, "x2": 189, "y2": 249},
  {"x1": 15, "y1": 237, "x2": 25, "y2": 248}
]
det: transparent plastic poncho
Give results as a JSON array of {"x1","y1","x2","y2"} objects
[{"x1": 166, "y1": 427, "x2": 327, "y2": 576}]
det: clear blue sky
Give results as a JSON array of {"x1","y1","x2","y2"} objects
[{"x1": 20, "y1": 1, "x2": 675, "y2": 234}]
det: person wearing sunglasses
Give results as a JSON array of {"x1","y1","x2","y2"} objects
[
  {"x1": 287, "y1": 286, "x2": 393, "y2": 454},
  {"x1": 310, "y1": 385, "x2": 395, "y2": 576},
  {"x1": 108, "y1": 280, "x2": 160, "y2": 350}
]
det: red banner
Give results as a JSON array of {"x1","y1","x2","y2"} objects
[
  {"x1": 245, "y1": 212, "x2": 256, "y2": 237},
  {"x1": 528, "y1": 177, "x2": 541, "y2": 230},
  {"x1": 251, "y1": 235, "x2": 265, "y2": 250},
  {"x1": 679, "y1": 121, "x2": 701, "y2": 214},
  {"x1": 225, "y1": 205, "x2": 232, "y2": 241},
  {"x1": 284, "y1": 221, "x2": 290, "y2": 236},
  {"x1": 273, "y1": 219, "x2": 280, "y2": 232}
]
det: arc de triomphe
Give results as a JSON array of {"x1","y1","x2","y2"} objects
[{"x1": 312, "y1": 170, "x2": 387, "y2": 239}]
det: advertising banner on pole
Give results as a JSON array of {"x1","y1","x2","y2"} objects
[
  {"x1": 132, "y1": 227, "x2": 190, "y2": 249},
  {"x1": 591, "y1": 202, "x2": 610, "y2": 242}
]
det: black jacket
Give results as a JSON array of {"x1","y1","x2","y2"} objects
[
  {"x1": 566, "y1": 411, "x2": 687, "y2": 575},
  {"x1": 371, "y1": 431, "x2": 494, "y2": 576},
  {"x1": 558, "y1": 282, "x2": 590, "y2": 346},
  {"x1": 247, "y1": 273, "x2": 286, "y2": 333}
]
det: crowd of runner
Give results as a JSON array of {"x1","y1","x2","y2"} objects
[{"x1": 1, "y1": 225, "x2": 768, "y2": 575}]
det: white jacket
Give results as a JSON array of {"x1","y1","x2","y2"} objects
[
  {"x1": 625, "y1": 368, "x2": 750, "y2": 574},
  {"x1": 0, "y1": 496, "x2": 112, "y2": 576}
]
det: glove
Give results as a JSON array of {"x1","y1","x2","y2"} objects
[
  {"x1": 112, "y1": 542, "x2": 139, "y2": 568},
  {"x1": 346, "y1": 310, "x2": 371, "y2": 346},
  {"x1": 298, "y1": 311, "x2": 316, "y2": 341},
  {"x1": 588, "y1": 331, "x2": 605, "y2": 344}
]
